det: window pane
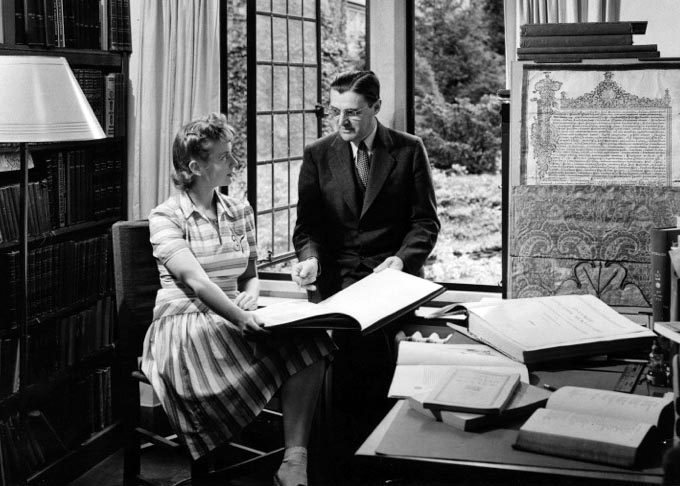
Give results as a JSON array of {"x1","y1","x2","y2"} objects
[
  {"x1": 289, "y1": 67, "x2": 304, "y2": 110},
  {"x1": 274, "y1": 209, "x2": 290, "y2": 254},
  {"x1": 257, "y1": 163, "x2": 273, "y2": 211},
  {"x1": 257, "y1": 65, "x2": 272, "y2": 111},
  {"x1": 304, "y1": 113, "x2": 317, "y2": 146},
  {"x1": 272, "y1": 16, "x2": 288, "y2": 62},
  {"x1": 289, "y1": 0, "x2": 302, "y2": 17},
  {"x1": 289, "y1": 114, "x2": 303, "y2": 158},
  {"x1": 256, "y1": 0, "x2": 270, "y2": 11},
  {"x1": 289, "y1": 19, "x2": 303, "y2": 64},
  {"x1": 256, "y1": 115, "x2": 272, "y2": 161},
  {"x1": 304, "y1": 67, "x2": 316, "y2": 107},
  {"x1": 303, "y1": 0, "x2": 316, "y2": 18},
  {"x1": 290, "y1": 159, "x2": 302, "y2": 202},
  {"x1": 303, "y1": 20, "x2": 316, "y2": 63},
  {"x1": 274, "y1": 161, "x2": 289, "y2": 207},
  {"x1": 273, "y1": 114, "x2": 288, "y2": 159},
  {"x1": 273, "y1": 66, "x2": 288, "y2": 110},
  {"x1": 272, "y1": 0, "x2": 286, "y2": 15},
  {"x1": 256, "y1": 15, "x2": 271, "y2": 61},
  {"x1": 257, "y1": 212, "x2": 273, "y2": 261}
]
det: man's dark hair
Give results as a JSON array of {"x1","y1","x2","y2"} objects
[{"x1": 330, "y1": 70, "x2": 380, "y2": 105}]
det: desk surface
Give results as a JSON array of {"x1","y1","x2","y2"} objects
[{"x1": 356, "y1": 362, "x2": 668, "y2": 485}]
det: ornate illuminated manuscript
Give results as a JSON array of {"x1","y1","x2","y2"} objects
[{"x1": 523, "y1": 70, "x2": 675, "y2": 186}]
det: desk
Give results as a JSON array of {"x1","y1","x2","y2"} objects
[{"x1": 355, "y1": 363, "x2": 669, "y2": 486}]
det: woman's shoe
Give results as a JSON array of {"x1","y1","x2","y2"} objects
[{"x1": 273, "y1": 470, "x2": 306, "y2": 486}]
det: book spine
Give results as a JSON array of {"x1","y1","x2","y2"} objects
[
  {"x1": 2, "y1": 0, "x2": 16, "y2": 44},
  {"x1": 650, "y1": 228, "x2": 680, "y2": 323},
  {"x1": 517, "y1": 44, "x2": 658, "y2": 55},
  {"x1": 518, "y1": 51, "x2": 660, "y2": 61},
  {"x1": 105, "y1": 73, "x2": 116, "y2": 137},
  {"x1": 520, "y1": 21, "x2": 647, "y2": 37},
  {"x1": 519, "y1": 33, "x2": 633, "y2": 48}
]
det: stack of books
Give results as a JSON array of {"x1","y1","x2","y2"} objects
[{"x1": 517, "y1": 21, "x2": 660, "y2": 62}]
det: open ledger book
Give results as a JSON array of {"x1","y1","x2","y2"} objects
[
  {"x1": 514, "y1": 386, "x2": 673, "y2": 468},
  {"x1": 434, "y1": 295, "x2": 655, "y2": 365},
  {"x1": 388, "y1": 340, "x2": 529, "y2": 399},
  {"x1": 254, "y1": 268, "x2": 445, "y2": 335}
]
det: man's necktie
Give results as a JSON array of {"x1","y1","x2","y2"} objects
[{"x1": 355, "y1": 141, "x2": 370, "y2": 188}]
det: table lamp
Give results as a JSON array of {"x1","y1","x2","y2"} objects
[{"x1": 0, "y1": 56, "x2": 106, "y2": 392}]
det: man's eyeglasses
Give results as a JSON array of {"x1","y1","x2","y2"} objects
[{"x1": 324, "y1": 105, "x2": 371, "y2": 120}]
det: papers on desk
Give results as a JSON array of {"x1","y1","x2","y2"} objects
[{"x1": 387, "y1": 341, "x2": 529, "y2": 399}]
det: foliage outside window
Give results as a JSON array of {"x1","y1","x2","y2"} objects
[{"x1": 415, "y1": 0, "x2": 505, "y2": 286}]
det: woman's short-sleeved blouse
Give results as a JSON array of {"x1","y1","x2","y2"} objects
[{"x1": 148, "y1": 190, "x2": 257, "y2": 320}]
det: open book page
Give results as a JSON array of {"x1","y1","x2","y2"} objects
[
  {"x1": 521, "y1": 408, "x2": 653, "y2": 450},
  {"x1": 470, "y1": 294, "x2": 655, "y2": 351},
  {"x1": 416, "y1": 297, "x2": 501, "y2": 319},
  {"x1": 319, "y1": 268, "x2": 443, "y2": 331},
  {"x1": 253, "y1": 300, "x2": 338, "y2": 327},
  {"x1": 546, "y1": 386, "x2": 672, "y2": 427},
  {"x1": 388, "y1": 341, "x2": 529, "y2": 398}
]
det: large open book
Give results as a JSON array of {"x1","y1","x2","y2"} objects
[
  {"x1": 253, "y1": 268, "x2": 444, "y2": 335},
  {"x1": 514, "y1": 386, "x2": 673, "y2": 468},
  {"x1": 438, "y1": 295, "x2": 655, "y2": 365},
  {"x1": 387, "y1": 340, "x2": 529, "y2": 399}
]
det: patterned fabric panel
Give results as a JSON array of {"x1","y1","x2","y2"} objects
[
  {"x1": 509, "y1": 256, "x2": 650, "y2": 307},
  {"x1": 511, "y1": 185, "x2": 680, "y2": 262}
]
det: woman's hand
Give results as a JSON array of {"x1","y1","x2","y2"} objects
[
  {"x1": 235, "y1": 310, "x2": 268, "y2": 338},
  {"x1": 234, "y1": 291, "x2": 258, "y2": 310}
]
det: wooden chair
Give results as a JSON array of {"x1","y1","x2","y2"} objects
[{"x1": 112, "y1": 220, "x2": 285, "y2": 486}]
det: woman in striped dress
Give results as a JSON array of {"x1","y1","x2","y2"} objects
[{"x1": 142, "y1": 113, "x2": 336, "y2": 486}]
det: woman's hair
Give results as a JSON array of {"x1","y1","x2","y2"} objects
[
  {"x1": 172, "y1": 112, "x2": 235, "y2": 190},
  {"x1": 329, "y1": 70, "x2": 381, "y2": 105}
]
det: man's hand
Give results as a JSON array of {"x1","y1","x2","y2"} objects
[
  {"x1": 374, "y1": 256, "x2": 404, "y2": 273},
  {"x1": 292, "y1": 258, "x2": 319, "y2": 290}
]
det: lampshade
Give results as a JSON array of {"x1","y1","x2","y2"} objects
[{"x1": 0, "y1": 56, "x2": 106, "y2": 143}]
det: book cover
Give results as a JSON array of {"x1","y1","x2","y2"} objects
[
  {"x1": 513, "y1": 386, "x2": 672, "y2": 468},
  {"x1": 650, "y1": 227, "x2": 680, "y2": 323},
  {"x1": 422, "y1": 368, "x2": 521, "y2": 415},
  {"x1": 440, "y1": 382, "x2": 551, "y2": 431},
  {"x1": 455, "y1": 295, "x2": 656, "y2": 365},
  {"x1": 409, "y1": 382, "x2": 552, "y2": 431},
  {"x1": 520, "y1": 21, "x2": 647, "y2": 37},
  {"x1": 254, "y1": 268, "x2": 445, "y2": 335},
  {"x1": 519, "y1": 33, "x2": 633, "y2": 48}
]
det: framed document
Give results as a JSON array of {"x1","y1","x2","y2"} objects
[{"x1": 507, "y1": 62, "x2": 680, "y2": 308}]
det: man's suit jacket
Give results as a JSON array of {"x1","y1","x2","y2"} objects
[{"x1": 293, "y1": 122, "x2": 440, "y2": 299}]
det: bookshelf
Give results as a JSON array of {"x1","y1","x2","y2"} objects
[{"x1": 0, "y1": 1, "x2": 130, "y2": 484}]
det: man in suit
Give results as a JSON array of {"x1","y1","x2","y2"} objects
[{"x1": 292, "y1": 70, "x2": 440, "y2": 472}]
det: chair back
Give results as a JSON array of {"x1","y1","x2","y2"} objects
[{"x1": 112, "y1": 220, "x2": 160, "y2": 363}]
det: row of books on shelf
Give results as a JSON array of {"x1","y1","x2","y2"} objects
[
  {"x1": 0, "y1": 339, "x2": 19, "y2": 400},
  {"x1": 28, "y1": 296, "x2": 115, "y2": 384},
  {"x1": 73, "y1": 69, "x2": 126, "y2": 138},
  {"x1": 0, "y1": 367, "x2": 113, "y2": 483},
  {"x1": 517, "y1": 20, "x2": 661, "y2": 61},
  {"x1": 0, "y1": 153, "x2": 123, "y2": 243},
  {"x1": 0, "y1": 233, "x2": 112, "y2": 328},
  {"x1": 0, "y1": 0, "x2": 131, "y2": 51}
]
